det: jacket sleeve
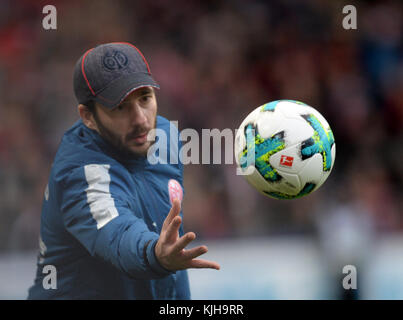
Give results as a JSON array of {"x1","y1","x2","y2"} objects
[{"x1": 57, "y1": 163, "x2": 173, "y2": 280}]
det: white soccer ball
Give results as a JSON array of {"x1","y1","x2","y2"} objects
[{"x1": 234, "y1": 100, "x2": 336, "y2": 199}]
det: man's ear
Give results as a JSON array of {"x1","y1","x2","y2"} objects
[{"x1": 78, "y1": 104, "x2": 98, "y2": 131}]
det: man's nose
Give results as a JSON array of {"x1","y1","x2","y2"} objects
[{"x1": 130, "y1": 103, "x2": 147, "y2": 126}]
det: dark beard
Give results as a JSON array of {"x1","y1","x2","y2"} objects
[{"x1": 93, "y1": 113, "x2": 157, "y2": 158}]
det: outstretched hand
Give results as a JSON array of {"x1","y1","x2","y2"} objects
[{"x1": 155, "y1": 199, "x2": 220, "y2": 271}]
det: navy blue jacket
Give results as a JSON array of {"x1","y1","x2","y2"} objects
[{"x1": 28, "y1": 115, "x2": 190, "y2": 299}]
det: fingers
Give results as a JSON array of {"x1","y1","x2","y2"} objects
[
  {"x1": 188, "y1": 259, "x2": 221, "y2": 270},
  {"x1": 165, "y1": 215, "x2": 182, "y2": 243},
  {"x1": 181, "y1": 245, "x2": 207, "y2": 260},
  {"x1": 174, "y1": 233, "x2": 217, "y2": 261},
  {"x1": 174, "y1": 232, "x2": 196, "y2": 252},
  {"x1": 162, "y1": 199, "x2": 181, "y2": 231},
  {"x1": 176, "y1": 238, "x2": 220, "y2": 270},
  {"x1": 158, "y1": 199, "x2": 221, "y2": 271}
]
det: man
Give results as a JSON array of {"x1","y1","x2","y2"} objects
[{"x1": 28, "y1": 42, "x2": 220, "y2": 300}]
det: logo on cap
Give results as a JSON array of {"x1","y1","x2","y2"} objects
[{"x1": 103, "y1": 50, "x2": 129, "y2": 71}]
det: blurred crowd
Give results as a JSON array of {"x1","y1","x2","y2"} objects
[{"x1": 0, "y1": 0, "x2": 402, "y2": 253}]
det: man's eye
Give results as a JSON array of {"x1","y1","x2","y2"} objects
[{"x1": 141, "y1": 95, "x2": 151, "y2": 102}]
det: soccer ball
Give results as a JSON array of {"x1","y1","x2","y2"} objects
[{"x1": 234, "y1": 100, "x2": 335, "y2": 199}]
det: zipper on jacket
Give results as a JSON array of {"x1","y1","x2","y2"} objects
[{"x1": 139, "y1": 170, "x2": 161, "y2": 233}]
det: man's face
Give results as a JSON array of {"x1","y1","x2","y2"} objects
[{"x1": 92, "y1": 87, "x2": 158, "y2": 157}]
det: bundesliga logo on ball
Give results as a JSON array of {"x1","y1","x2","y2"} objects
[{"x1": 234, "y1": 100, "x2": 336, "y2": 200}]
